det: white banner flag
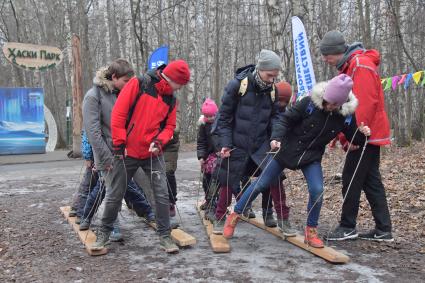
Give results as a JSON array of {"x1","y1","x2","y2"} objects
[{"x1": 292, "y1": 16, "x2": 316, "y2": 97}]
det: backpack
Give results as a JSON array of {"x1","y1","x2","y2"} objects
[
  {"x1": 125, "y1": 74, "x2": 176, "y2": 129},
  {"x1": 237, "y1": 77, "x2": 276, "y2": 102}
]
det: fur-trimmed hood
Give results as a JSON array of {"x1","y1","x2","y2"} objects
[
  {"x1": 198, "y1": 115, "x2": 206, "y2": 126},
  {"x1": 93, "y1": 67, "x2": 115, "y2": 92},
  {"x1": 310, "y1": 81, "x2": 358, "y2": 116}
]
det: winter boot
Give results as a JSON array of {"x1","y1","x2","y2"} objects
[
  {"x1": 263, "y1": 213, "x2": 277, "y2": 228},
  {"x1": 109, "y1": 226, "x2": 123, "y2": 242},
  {"x1": 277, "y1": 219, "x2": 297, "y2": 237},
  {"x1": 79, "y1": 219, "x2": 91, "y2": 231},
  {"x1": 223, "y1": 212, "x2": 240, "y2": 239},
  {"x1": 159, "y1": 235, "x2": 179, "y2": 253},
  {"x1": 90, "y1": 230, "x2": 110, "y2": 251},
  {"x1": 69, "y1": 208, "x2": 77, "y2": 217},
  {"x1": 243, "y1": 208, "x2": 256, "y2": 219},
  {"x1": 146, "y1": 212, "x2": 155, "y2": 223},
  {"x1": 212, "y1": 216, "x2": 226, "y2": 235},
  {"x1": 304, "y1": 226, "x2": 324, "y2": 248}
]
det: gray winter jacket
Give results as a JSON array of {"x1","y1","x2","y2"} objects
[{"x1": 82, "y1": 67, "x2": 116, "y2": 170}]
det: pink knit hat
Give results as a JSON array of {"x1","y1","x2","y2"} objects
[
  {"x1": 201, "y1": 98, "x2": 218, "y2": 116},
  {"x1": 323, "y1": 74, "x2": 353, "y2": 106}
]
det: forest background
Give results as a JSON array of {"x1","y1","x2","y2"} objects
[{"x1": 0, "y1": 0, "x2": 423, "y2": 149}]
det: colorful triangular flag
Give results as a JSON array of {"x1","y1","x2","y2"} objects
[
  {"x1": 412, "y1": 71, "x2": 423, "y2": 84},
  {"x1": 398, "y1": 74, "x2": 407, "y2": 85},
  {"x1": 392, "y1": 75, "x2": 400, "y2": 90},
  {"x1": 384, "y1": 77, "x2": 392, "y2": 91},
  {"x1": 404, "y1": 73, "x2": 413, "y2": 90}
]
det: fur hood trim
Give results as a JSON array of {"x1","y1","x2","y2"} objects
[
  {"x1": 93, "y1": 67, "x2": 115, "y2": 92},
  {"x1": 310, "y1": 81, "x2": 358, "y2": 116}
]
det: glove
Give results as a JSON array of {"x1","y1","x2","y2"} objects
[{"x1": 113, "y1": 144, "x2": 126, "y2": 159}]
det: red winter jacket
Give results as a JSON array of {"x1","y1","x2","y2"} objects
[
  {"x1": 338, "y1": 49, "x2": 391, "y2": 146},
  {"x1": 111, "y1": 70, "x2": 177, "y2": 159}
]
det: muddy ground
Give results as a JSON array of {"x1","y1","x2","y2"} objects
[{"x1": 0, "y1": 147, "x2": 424, "y2": 282}]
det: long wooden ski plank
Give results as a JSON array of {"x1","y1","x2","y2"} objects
[
  {"x1": 196, "y1": 203, "x2": 230, "y2": 253},
  {"x1": 242, "y1": 216, "x2": 349, "y2": 263},
  {"x1": 140, "y1": 217, "x2": 196, "y2": 247},
  {"x1": 60, "y1": 206, "x2": 107, "y2": 256}
]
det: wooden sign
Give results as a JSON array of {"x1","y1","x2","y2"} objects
[{"x1": 2, "y1": 42, "x2": 63, "y2": 71}]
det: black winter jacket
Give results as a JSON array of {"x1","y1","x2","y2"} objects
[
  {"x1": 197, "y1": 116, "x2": 217, "y2": 160},
  {"x1": 214, "y1": 65, "x2": 282, "y2": 188},
  {"x1": 272, "y1": 81, "x2": 366, "y2": 170}
]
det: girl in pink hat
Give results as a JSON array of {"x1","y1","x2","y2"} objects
[{"x1": 197, "y1": 98, "x2": 220, "y2": 214}]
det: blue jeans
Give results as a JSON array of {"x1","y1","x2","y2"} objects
[
  {"x1": 234, "y1": 159, "x2": 323, "y2": 227},
  {"x1": 81, "y1": 178, "x2": 153, "y2": 222}
]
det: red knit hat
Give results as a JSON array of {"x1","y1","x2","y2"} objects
[
  {"x1": 162, "y1": 60, "x2": 190, "y2": 85},
  {"x1": 275, "y1": 81, "x2": 292, "y2": 104},
  {"x1": 201, "y1": 98, "x2": 218, "y2": 116}
]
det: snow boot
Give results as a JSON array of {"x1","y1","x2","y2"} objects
[
  {"x1": 90, "y1": 230, "x2": 110, "y2": 251},
  {"x1": 223, "y1": 212, "x2": 240, "y2": 239},
  {"x1": 304, "y1": 226, "x2": 324, "y2": 248},
  {"x1": 263, "y1": 213, "x2": 277, "y2": 228},
  {"x1": 277, "y1": 219, "x2": 297, "y2": 237},
  {"x1": 159, "y1": 235, "x2": 179, "y2": 253},
  {"x1": 212, "y1": 216, "x2": 226, "y2": 235}
]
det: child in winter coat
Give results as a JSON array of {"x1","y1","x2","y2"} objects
[
  {"x1": 197, "y1": 98, "x2": 219, "y2": 211},
  {"x1": 223, "y1": 74, "x2": 371, "y2": 248}
]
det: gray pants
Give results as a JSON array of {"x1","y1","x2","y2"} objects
[{"x1": 100, "y1": 155, "x2": 170, "y2": 236}]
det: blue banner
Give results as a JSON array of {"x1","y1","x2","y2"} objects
[
  {"x1": 292, "y1": 16, "x2": 316, "y2": 97},
  {"x1": 0, "y1": 88, "x2": 45, "y2": 155},
  {"x1": 148, "y1": 45, "x2": 169, "y2": 70}
]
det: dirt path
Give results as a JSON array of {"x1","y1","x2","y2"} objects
[{"x1": 0, "y1": 150, "x2": 423, "y2": 282}]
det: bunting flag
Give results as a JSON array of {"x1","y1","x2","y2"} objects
[
  {"x1": 384, "y1": 77, "x2": 392, "y2": 91},
  {"x1": 404, "y1": 73, "x2": 413, "y2": 90},
  {"x1": 381, "y1": 70, "x2": 424, "y2": 91},
  {"x1": 412, "y1": 71, "x2": 422, "y2": 84},
  {"x1": 398, "y1": 74, "x2": 407, "y2": 85},
  {"x1": 391, "y1": 75, "x2": 400, "y2": 90}
]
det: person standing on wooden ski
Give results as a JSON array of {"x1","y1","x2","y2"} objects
[
  {"x1": 223, "y1": 74, "x2": 371, "y2": 248},
  {"x1": 212, "y1": 49, "x2": 296, "y2": 236},
  {"x1": 197, "y1": 98, "x2": 220, "y2": 214},
  {"x1": 82, "y1": 59, "x2": 137, "y2": 241},
  {"x1": 320, "y1": 30, "x2": 393, "y2": 242},
  {"x1": 90, "y1": 60, "x2": 190, "y2": 253}
]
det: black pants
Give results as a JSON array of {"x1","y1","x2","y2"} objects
[
  {"x1": 340, "y1": 144, "x2": 392, "y2": 232},
  {"x1": 167, "y1": 171, "x2": 177, "y2": 205}
]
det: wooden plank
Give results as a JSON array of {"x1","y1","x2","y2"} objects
[
  {"x1": 241, "y1": 216, "x2": 349, "y2": 264},
  {"x1": 60, "y1": 206, "x2": 107, "y2": 256},
  {"x1": 139, "y1": 217, "x2": 196, "y2": 247},
  {"x1": 196, "y1": 202, "x2": 230, "y2": 253}
]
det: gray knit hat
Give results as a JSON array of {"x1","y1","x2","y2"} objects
[
  {"x1": 256, "y1": 49, "x2": 281, "y2": 71},
  {"x1": 319, "y1": 30, "x2": 348, "y2": 55}
]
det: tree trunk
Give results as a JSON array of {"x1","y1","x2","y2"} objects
[{"x1": 71, "y1": 35, "x2": 83, "y2": 157}]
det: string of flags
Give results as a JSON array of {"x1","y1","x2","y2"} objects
[{"x1": 381, "y1": 70, "x2": 425, "y2": 91}]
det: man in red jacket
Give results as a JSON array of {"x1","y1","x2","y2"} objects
[
  {"x1": 320, "y1": 30, "x2": 393, "y2": 242},
  {"x1": 91, "y1": 60, "x2": 190, "y2": 253}
]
